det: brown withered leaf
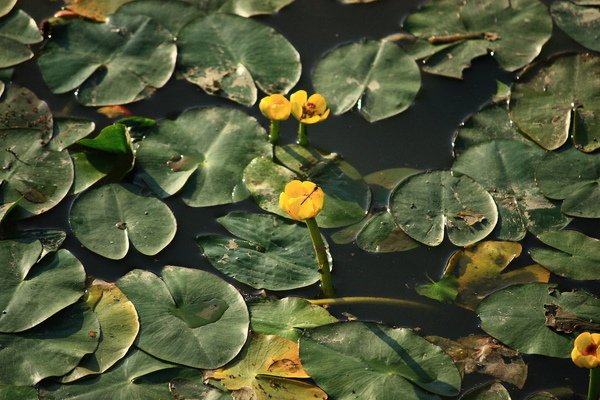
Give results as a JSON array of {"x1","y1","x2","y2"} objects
[{"x1": 544, "y1": 303, "x2": 600, "y2": 333}]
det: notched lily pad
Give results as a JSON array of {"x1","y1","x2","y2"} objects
[{"x1": 0, "y1": 8, "x2": 42, "y2": 68}]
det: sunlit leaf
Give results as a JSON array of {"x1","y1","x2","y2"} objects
[
  {"x1": 300, "y1": 321, "x2": 461, "y2": 399},
  {"x1": 551, "y1": 1, "x2": 600, "y2": 52},
  {"x1": 510, "y1": 53, "x2": 600, "y2": 152},
  {"x1": 389, "y1": 170, "x2": 498, "y2": 246},
  {"x1": 459, "y1": 382, "x2": 511, "y2": 400},
  {"x1": 69, "y1": 183, "x2": 177, "y2": 259},
  {"x1": 49, "y1": 117, "x2": 95, "y2": 152},
  {"x1": 62, "y1": 279, "x2": 140, "y2": 382},
  {"x1": 477, "y1": 283, "x2": 600, "y2": 357},
  {"x1": 38, "y1": 12, "x2": 176, "y2": 106},
  {"x1": 530, "y1": 230, "x2": 600, "y2": 280},
  {"x1": 312, "y1": 39, "x2": 420, "y2": 122},
  {"x1": 452, "y1": 140, "x2": 570, "y2": 241},
  {"x1": 197, "y1": 212, "x2": 321, "y2": 290},
  {"x1": 0, "y1": 240, "x2": 85, "y2": 332},
  {"x1": 415, "y1": 275, "x2": 459, "y2": 304},
  {"x1": 535, "y1": 148, "x2": 600, "y2": 218},
  {"x1": 0, "y1": 9, "x2": 42, "y2": 68},
  {"x1": 117, "y1": 266, "x2": 249, "y2": 369},
  {"x1": 0, "y1": 0, "x2": 16, "y2": 17}
]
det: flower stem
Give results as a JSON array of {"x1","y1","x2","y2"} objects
[
  {"x1": 304, "y1": 217, "x2": 334, "y2": 297},
  {"x1": 308, "y1": 297, "x2": 432, "y2": 309},
  {"x1": 269, "y1": 120, "x2": 280, "y2": 145},
  {"x1": 298, "y1": 122, "x2": 309, "y2": 147},
  {"x1": 589, "y1": 367, "x2": 600, "y2": 400}
]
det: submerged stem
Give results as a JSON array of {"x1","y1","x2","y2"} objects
[
  {"x1": 298, "y1": 122, "x2": 309, "y2": 147},
  {"x1": 269, "y1": 120, "x2": 280, "y2": 145},
  {"x1": 305, "y1": 217, "x2": 334, "y2": 297},
  {"x1": 309, "y1": 296, "x2": 432, "y2": 309},
  {"x1": 588, "y1": 367, "x2": 600, "y2": 400}
]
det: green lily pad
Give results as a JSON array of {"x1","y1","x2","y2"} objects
[
  {"x1": 402, "y1": 0, "x2": 552, "y2": 78},
  {"x1": 169, "y1": 377, "x2": 233, "y2": 400},
  {"x1": 0, "y1": 0, "x2": 16, "y2": 17},
  {"x1": 38, "y1": 12, "x2": 176, "y2": 106},
  {"x1": 39, "y1": 348, "x2": 186, "y2": 400},
  {"x1": 210, "y1": 333, "x2": 327, "y2": 400},
  {"x1": 197, "y1": 212, "x2": 322, "y2": 290},
  {"x1": 460, "y1": 382, "x2": 511, "y2": 400},
  {"x1": 0, "y1": 303, "x2": 100, "y2": 385},
  {"x1": 510, "y1": 53, "x2": 600, "y2": 152},
  {"x1": 0, "y1": 85, "x2": 53, "y2": 139},
  {"x1": 300, "y1": 321, "x2": 461, "y2": 399},
  {"x1": 0, "y1": 9, "x2": 42, "y2": 68},
  {"x1": 551, "y1": 1, "x2": 600, "y2": 52},
  {"x1": 477, "y1": 283, "x2": 600, "y2": 357},
  {"x1": 249, "y1": 297, "x2": 338, "y2": 341},
  {"x1": 62, "y1": 279, "x2": 140, "y2": 382},
  {"x1": 389, "y1": 170, "x2": 498, "y2": 246},
  {"x1": 530, "y1": 230, "x2": 600, "y2": 280},
  {"x1": 5, "y1": 229, "x2": 67, "y2": 258},
  {"x1": 117, "y1": 266, "x2": 249, "y2": 369},
  {"x1": 452, "y1": 140, "x2": 570, "y2": 241},
  {"x1": 49, "y1": 117, "x2": 96, "y2": 152},
  {"x1": 0, "y1": 198, "x2": 19, "y2": 224},
  {"x1": 69, "y1": 183, "x2": 177, "y2": 259},
  {"x1": 177, "y1": 13, "x2": 300, "y2": 106},
  {"x1": 312, "y1": 39, "x2": 420, "y2": 122},
  {"x1": 136, "y1": 107, "x2": 270, "y2": 206},
  {"x1": 535, "y1": 148, "x2": 600, "y2": 218},
  {"x1": 0, "y1": 240, "x2": 86, "y2": 332},
  {"x1": 0, "y1": 385, "x2": 37, "y2": 400}
]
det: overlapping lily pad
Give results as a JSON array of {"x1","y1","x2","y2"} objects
[
  {"x1": 452, "y1": 140, "x2": 570, "y2": 240},
  {"x1": 49, "y1": 117, "x2": 96, "y2": 152},
  {"x1": 402, "y1": 0, "x2": 552, "y2": 78},
  {"x1": 38, "y1": 12, "x2": 176, "y2": 106},
  {"x1": 0, "y1": 85, "x2": 52, "y2": 138},
  {"x1": 69, "y1": 183, "x2": 177, "y2": 259},
  {"x1": 312, "y1": 39, "x2": 420, "y2": 122},
  {"x1": 136, "y1": 107, "x2": 270, "y2": 206},
  {"x1": 197, "y1": 212, "x2": 322, "y2": 290},
  {"x1": 510, "y1": 53, "x2": 600, "y2": 152},
  {"x1": 551, "y1": 1, "x2": 600, "y2": 52},
  {"x1": 535, "y1": 148, "x2": 600, "y2": 218},
  {"x1": 0, "y1": 240, "x2": 86, "y2": 332},
  {"x1": 178, "y1": 13, "x2": 300, "y2": 106},
  {"x1": 300, "y1": 321, "x2": 461, "y2": 399},
  {"x1": 389, "y1": 170, "x2": 498, "y2": 246},
  {"x1": 116, "y1": 266, "x2": 249, "y2": 369},
  {"x1": 0, "y1": 8, "x2": 42, "y2": 68},
  {"x1": 478, "y1": 283, "x2": 600, "y2": 357}
]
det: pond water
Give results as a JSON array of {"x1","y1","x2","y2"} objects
[{"x1": 6, "y1": 0, "x2": 599, "y2": 398}]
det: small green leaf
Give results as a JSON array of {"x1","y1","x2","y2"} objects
[{"x1": 415, "y1": 275, "x2": 459, "y2": 304}]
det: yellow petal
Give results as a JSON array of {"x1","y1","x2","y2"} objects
[
  {"x1": 575, "y1": 332, "x2": 594, "y2": 350},
  {"x1": 259, "y1": 94, "x2": 290, "y2": 121},
  {"x1": 307, "y1": 93, "x2": 327, "y2": 114},
  {"x1": 284, "y1": 180, "x2": 306, "y2": 197},
  {"x1": 290, "y1": 90, "x2": 307, "y2": 106},
  {"x1": 320, "y1": 108, "x2": 331, "y2": 121},
  {"x1": 299, "y1": 181, "x2": 317, "y2": 194},
  {"x1": 259, "y1": 96, "x2": 273, "y2": 116},
  {"x1": 301, "y1": 115, "x2": 322, "y2": 124}
]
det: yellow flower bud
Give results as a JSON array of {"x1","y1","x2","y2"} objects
[
  {"x1": 571, "y1": 332, "x2": 600, "y2": 368},
  {"x1": 279, "y1": 180, "x2": 325, "y2": 221},
  {"x1": 259, "y1": 94, "x2": 291, "y2": 121},
  {"x1": 290, "y1": 90, "x2": 330, "y2": 124}
]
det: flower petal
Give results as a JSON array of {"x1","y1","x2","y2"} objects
[
  {"x1": 290, "y1": 90, "x2": 307, "y2": 106},
  {"x1": 307, "y1": 94, "x2": 327, "y2": 114}
]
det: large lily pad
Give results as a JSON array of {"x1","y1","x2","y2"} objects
[
  {"x1": 535, "y1": 148, "x2": 600, "y2": 218},
  {"x1": 312, "y1": 39, "x2": 420, "y2": 122},
  {"x1": 300, "y1": 321, "x2": 461, "y2": 399},
  {"x1": 402, "y1": 0, "x2": 552, "y2": 78},
  {"x1": 477, "y1": 283, "x2": 600, "y2": 357},
  {"x1": 452, "y1": 140, "x2": 570, "y2": 241},
  {"x1": 249, "y1": 297, "x2": 338, "y2": 341},
  {"x1": 209, "y1": 333, "x2": 327, "y2": 400},
  {"x1": 530, "y1": 230, "x2": 600, "y2": 280},
  {"x1": 62, "y1": 279, "x2": 140, "y2": 382},
  {"x1": 0, "y1": 9, "x2": 42, "y2": 68},
  {"x1": 177, "y1": 13, "x2": 300, "y2": 106},
  {"x1": 0, "y1": 303, "x2": 100, "y2": 385},
  {"x1": 197, "y1": 212, "x2": 322, "y2": 290},
  {"x1": 0, "y1": 85, "x2": 53, "y2": 139},
  {"x1": 69, "y1": 183, "x2": 177, "y2": 259},
  {"x1": 0, "y1": 240, "x2": 85, "y2": 332},
  {"x1": 136, "y1": 107, "x2": 270, "y2": 206},
  {"x1": 117, "y1": 266, "x2": 249, "y2": 369},
  {"x1": 551, "y1": 1, "x2": 600, "y2": 52},
  {"x1": 510, "y1": 53, "x2": 600, "y2": 152},
  {"x1": 38, "y1": 12, "x2": 176, "y2": 106},
  {"x1": 389, "y1": 170, "x2": 498, "y2": 246}
]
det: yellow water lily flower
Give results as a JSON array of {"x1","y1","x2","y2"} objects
[
  {"x1": 279, "y1": 180, "x2": 325, "y2": 221},
  {"x1": 259, "y1": 94, "x2": 291, "y2": 121},
  {"x1": 571, "y1": 332, "x2": 600, "y2": 368},
  {"x1": 290, "y1": 90, "x2": 330, "y2": 124}
]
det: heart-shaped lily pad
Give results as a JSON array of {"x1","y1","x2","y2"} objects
[
  {"x1": 551, "y1": 1, "x2": 600, "y2": 52},
  {"x1": 178, "y1": 13, "x2": 300, "y2": 106},
  {"x1": 136, "y1": 107, "x2": 270, "y2": 206},
  {"x1": 0, "y1": 240, "x2": 85, "y2": 333},
  {"x1": 38, "y1": 12, "x2": 176, "y2": 106},
  {"x1": 69, "y1": 183, "x2": 177, "y2": 259},
  {"x1": 389, "y1": 170, "x2": 498, "y2": 246},
  {"x1": 312, "y1": 39, "x2": 420, "y2": 122},
  {"x1": 117, "y1": 266, "x2": 249, "y2": 369},
  {"x1": 197, "y1": 212, "x2": 322, "y2": 290},
  {"x1": 0, "y1": 8, "x2": 42, "y2": 68},
  {"x1": 300, "y1": 321, "x2": 461, "y2": 399}
]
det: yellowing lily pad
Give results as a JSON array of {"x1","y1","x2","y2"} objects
[
  {"x1": 64, "y1": 0, "x2": 134, "y2": 21},
  {"x1": 209, "y1": 333, "x2": 327, "y2": 400}
]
